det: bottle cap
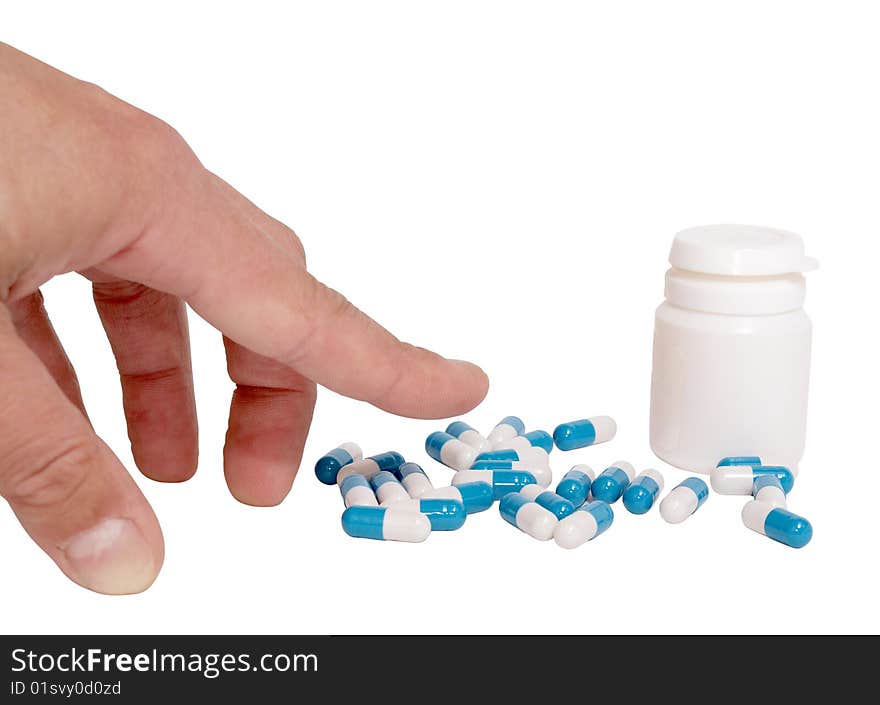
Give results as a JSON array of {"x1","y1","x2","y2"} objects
[{"x1": 669, "y1": 224, "x2": 817, "y2": 276}]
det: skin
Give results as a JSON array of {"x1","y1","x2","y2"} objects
[{"x1": 0, "y1": 43, "x2": 489, "y2": 595}]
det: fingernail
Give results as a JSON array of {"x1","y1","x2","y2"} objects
[{"x1": 61, "y1": 518, "x2": 158, "y2": 595}]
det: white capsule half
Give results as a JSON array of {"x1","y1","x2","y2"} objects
[
  {"x1": 425, "y1": 432, "x2": 478, "y2": 471},
  {"x1": 487, "y1": 416, "x2": 526, "y2": 449},
  {"x1": 375, "y1": 482, "x2": 408, "y2": 506},
  {"x1": 553, "y1": 510, "x2": 599, "y2": 550},
  {"x1": 753, "y1": 477, "x2": 787, "y2": 508},
  {"x1": 397, "y1": 462, "x2": 434, "y2": 499},
  {"x1": 659, "y1": 478, "x2": 709, "y2": 524},
  {"x1": 446, "y1": 421, "x2": 492, "y2": 454},
  {"x1": 499, "y1": 493, "x2": 557, "y2": 541},
  {"x1": 339, "y1": 474, "x2": 378, "y2": 508},
  {"x1": 336, "y1": 457, "x2": 381, "y2": 484}
]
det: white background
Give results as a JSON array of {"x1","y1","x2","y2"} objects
[{"x1": 2, "y1": 1, "x2": 878, "y2": 634}]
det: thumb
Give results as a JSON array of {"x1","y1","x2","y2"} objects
[
  {"x1": 103, "y1": 169, "x2": 488, "y2": 418},
  {"x1": 0, "y1": 306, "x2": 163, "y2": 594}
]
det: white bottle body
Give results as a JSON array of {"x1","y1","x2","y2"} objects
[{"x1": 650, "y1": 277, "x2": 812, "y2": 474}]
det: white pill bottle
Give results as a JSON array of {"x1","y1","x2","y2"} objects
[{"x1": 650, "y1": 225, "x2": 817, "y2": 474}]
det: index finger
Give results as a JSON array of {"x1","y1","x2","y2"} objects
[{"x1": 102, "y1": 160, "x2": 488, "y2": 419}]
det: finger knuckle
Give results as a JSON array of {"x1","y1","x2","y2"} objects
[
  {"x1": 2, "y1": 436, "x2": 97, "y2": 510},
  {"x1": 279, "y1": 282, "x2": 353, "y2": 367}
]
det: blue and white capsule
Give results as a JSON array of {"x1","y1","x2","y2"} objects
[
  {"x1": 386, "y1": 497, "x2": 466, "y2": 531},
  {"x1": 752, "y1": 475, "x2": 787, "y2": 508},
  {"x1": 398, "y1": 462, "x2": 434, "y2": 499},
  {"x1": 742, "y1": 501, "x2": 812, "y2": 549},
  {"x1": 339, "y1": 474, "x2": 378, "y2": 508},
  {"x1": 371, "y1": 471, "x2": 409, "y2": 506},
  {"x1": 445, "y1": 421, "x2": 491, "y2": 454},
  {"x1": 315, "y1": 442, "x2": 363, "y2": 485},
  {"x1": 495, "y1": 430, "x2": 554, "y2": 455},
  {"x1": 622, "y1": 469, "x2": 665, "y2": 515},
  {"x1": 590, "y1": 461, "x2": 636, "y2": 504},
  {"x1": 710, "y1": 465, "x2": 794, "y2": 495},
  {"x1": 660, "y1": 477, "x2": 709, "y2": 524},
  {"x1": 552, "y1": 416, "x2": 617, "y2": 451},
  {"x1": 452, "y1": 469, "x2": 536, "y2": 500},
  {"x1": 717, "y1": 456, "x2": 763, "y2": 467},
  {"x1": 468, "y1": 458, "x2": 550, "y2": 487},
  {"x1": 425, "y1": 431, "x2": 478, "y2": 471},
  {"x1": 520, "y1": 485, "x2": 576, "y2": 520},
  {"x1": 336, "y1": 451, "x2": 405, "y2": 484},
  {"x1": 341, "y1": 506, "x2": 430, "y2": 543},
  {"x1": 555, "y1": 465, "x2": 595, "y2": 508},
  {"x1": 499, "y1": 492, "x2": 558, "y2": 540},
  {"x1": 486, "y1": 416, "x2": 526, "y2": 449},
  {"x1": 422, "y1": 482, "x2": 494, "y2": 514},
  {"x1": 553, "y1": 501, "x2": 614, "y2": 549}
]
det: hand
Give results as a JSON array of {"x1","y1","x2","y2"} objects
[{"x1": 0, "y1": 44, "x2": 488, "y2": 595}]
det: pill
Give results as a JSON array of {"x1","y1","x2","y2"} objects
[
  {"x1": 425, "y1": 431, "x2": 478, "y2": 471},
  {"x1": 339, "y1": 474, "x2": 378, "y2": 508},
  {"x1": 385, "y1": 498, "x2": 467, "y2": 531},
  {"x1": 752, "y1": 475, "x2": 787, "y2": 508},
  {"x1": 371, "y1": 471, "x2": 410, "y2": 505},
  {"x1": 741, "y1": 501, "x2": 812, "y2": 549},
  {"x1": 590, "y1": 461, "x2": 636, "y2": 504},
  {"x1": 717, "y1": 456, "x2": 763, "y2": 467},
  {"x1": 341, "y1": 506, "x2": 431, "y2": 543},
  {"x1": 520, "y1": 485, "x2": 576, "y2": 520},
  {"x1": 552, "y1": 416, "x2": 617, "y2": 451},
  {"x1": 466, "y1": 460, "x2": 551, "y2": 487},
  {"x1": 710, "y1": 465, "x2": 794, "y2": 495},
  {"x1": 336, "y1": 451, "x2": 406, "y2": 484},
  {"x1": 453, "y1": 469, "x2": 537, "y2": 500},
  {"x1": 398, "y1": 462, "x2": 434, "y2": 499},
  {"x1": 495, "y1": 430, "x2": 554, "y2": 454},
  {"x1": 553, "y1": 501, "x2": 614, "y2": 549},
  {"x1": 622, "y1": 468, "x2": 665, "y2": 515},
  {"x1": 315, "y1": 442, "x2": 363, "y2": 485},
  {"x1": 660, "y1": 477, "x2": 709, "y2": 524},
  {"x1": 487, "y1": 416, "x2": 526, "y2": 449},
  {"x1": 422, "y1": 482, "x2": 494, "y2": 514},
  {"x1": 555, "y1": 465, "x2": 595, "y2": 508},
  {"x1": 445, "y1": 421, "x2": 491, "y2": 454},
  {"x1": 499, "y1": 492, "x2": 558, "y2": 540}
]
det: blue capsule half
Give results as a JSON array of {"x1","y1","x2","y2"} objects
[
  {"x1": 754, "y1": 466, "x2": 795, "y2": 494},
  {"x1": 764, "y1": 508, "x2": 813, "y2": 549},
  {"x1": 555, "y1": 469, "x2": 592, "y2": 508},
  {"x1": 534, "y1": 491, "x2": 576, "y2": 520},
  {"x1": 371, "y1": 451, "x2": 406, "y2": 475},
  {"x1": 717, "y1": 456, "x2": 763, "y2": 467},
  {"x1": 590, "y1": 465, "x2": 633, "y2": 504},
  {"x1": 474, "y1": 449, "x2": 520, "y2": 463},
  {"x1": 415, "y1": 498, "x2": 466, "y2": 531},
  {"x1": 455, "y1": 482, "x2": 495, "y2": 514},
  {"x1": 623, "y1": 475, "x2": 662, "y2": 515},
  {"x1": 315, "y1": 444, "x2": 361, "y2": 485},
  {"x1": 522, "y1": 430, "x2": 554, "y2": 453}
]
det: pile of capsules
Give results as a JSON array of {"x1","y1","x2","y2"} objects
[{"x1": 314, "y1": 416, "x2": 813, "y2": 549}]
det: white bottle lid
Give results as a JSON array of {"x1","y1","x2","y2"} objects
[{"x1": 669, "y1": 224, "x2": 818, "y2": 276}]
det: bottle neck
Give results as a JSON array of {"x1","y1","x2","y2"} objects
[{"x1": 665, "y1": 268, "x2": 806, "y2": 315}]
